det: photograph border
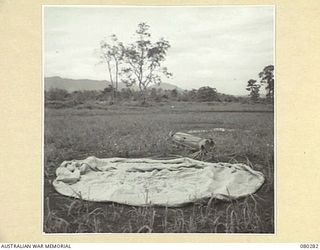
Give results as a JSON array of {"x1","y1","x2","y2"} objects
[{"x1": 1, "y1": 0, "x2": 320, "y2": 243}]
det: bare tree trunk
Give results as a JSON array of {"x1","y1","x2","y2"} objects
[
  {"x1": 107, "y1": 61, "x2": 114, "y2": 104},
  {"x1": 115, "y1": 62, "x2": 118, "y2": 101},
  {"x1": 114, "y1": 58, "x2": 119, "y2": 103},
  {"x1": 138, "y1": 83, "x2": 146, "y2": 104},
  {"x1": 141, "y1": 90, "x2": 146, "y2": 105}
]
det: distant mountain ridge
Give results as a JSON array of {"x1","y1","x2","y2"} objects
[{"x1": 44, "y1": 76, "x2": 183, "y2": 92}]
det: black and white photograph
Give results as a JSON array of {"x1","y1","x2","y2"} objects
[{"x1": 43, "y1": 6, "x2": 275, "y2": 234}]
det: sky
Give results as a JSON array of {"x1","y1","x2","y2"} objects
[{"x1": 44, "y1": 6, "x2": 274, "y2": 95}]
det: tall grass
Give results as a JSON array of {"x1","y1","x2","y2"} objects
[{"x1": 44, "y1": 102, "x2": 274, "y2": 233}]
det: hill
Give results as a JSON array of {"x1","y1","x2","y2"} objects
[
  {"x1": 44, "y1": 76, "x2": 108, "y2": 92},
  {"x1": 44, "y1": 76, "x2": 183, "y2": 92},
  {"x1": 148, "y1": 82, "x2": 184, "y2": 92}
]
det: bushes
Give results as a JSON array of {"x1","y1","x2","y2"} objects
[
  {"x1": 45, "y1": 100, "x2": 78, "y2": 109},
  {"x1": 45, "y1": 86, "x2": 258, "y2": 108},
  {"x1": 71, "y1": 90, "x2": 100, "y2": 104},
  {"x1": 45, "y1": 89, "x2": 103, "y2": 108},
  {"x1": 45, "y1": 88, "x2": 70, "y2": 101},
  {"x1": 197, "y1": 86, "x2": 218, "y2": 102}
]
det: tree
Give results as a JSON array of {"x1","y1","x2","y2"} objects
[
  {"x1": 149, "y1": 88, "x2": 159, "y2": 101},
  {"x1": 246, "y1": 79, "x2": 261, "y2": 103},
  {"x1": 188, "y1": 89, "x2": 198, "y2": 101},
  {"x1": 170, "y1": 89, "x2": 178, "y2": 99},
  {"x1": 100, "y1": 84, "x2": 115, "y2": 102},
  {"x1": 259, "y1": 65, "x2": 274, "y2": 102},
  {"x1": 100, "y1": 34, "x2": 123, "y2": 103},
  {"x1": 120, "y1": 23, "x2": 172, "y2": 104},
  {"x1": 197, "y1": 86, "x2": 218, "y2": 102},
  {"x1": 45, "y1": 88, "x2": 70, "y2": 101},
  {"x1": 119, "y1": 88, "x2": 133, "y2": 100}
]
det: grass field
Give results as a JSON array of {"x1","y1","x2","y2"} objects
[{"x1": 43, "y1": 101, "x2": 274, "y2": 233}]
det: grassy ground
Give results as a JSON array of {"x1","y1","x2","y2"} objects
[{"x1": 44, "y1": 101, "x2": 274, "y2": 233}]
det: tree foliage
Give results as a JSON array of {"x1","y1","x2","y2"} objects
[
  {"x1": 45, "y1": 85, "x2": 250, "y2": 107},
  {"x1": 246, "y1": 79, "x2": 260, "y2": 103},
  {"x1": 120, "y1": 23, "x2": 172, "y2": 103},
  {"x1": 196, "y1": 86, "x2": 218, "y2": 102},
  {"x1": 45, "y1": 88, "x2": 70, "y2": 101},
  {"x1": 99, "y1": 23, "x2": 172, "y2": 104},
  {"x1": 259, "y1": 65, "x2": 274, "y2": 102},
  {"x1": 170, "y1": 89, "x2": 178, "y2": 99},
  {"x1": 100, "y1": 34, "x2": 124, "y2": 103}
]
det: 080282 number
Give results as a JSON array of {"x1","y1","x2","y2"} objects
[{"x1": 300, "y1": 244, "x2": 319, "y2": 248}]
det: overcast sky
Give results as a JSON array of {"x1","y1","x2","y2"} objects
[{"x1": 44, "y1": 6, "x2": 274, "y2": 95}]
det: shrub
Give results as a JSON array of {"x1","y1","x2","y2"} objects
[{"x1": 45, "y1": 88, "x2": 70, "y2": 101}]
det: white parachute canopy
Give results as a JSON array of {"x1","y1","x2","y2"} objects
[{"x1": 53, "y1": 156, "x2": 265, "y2": 207}]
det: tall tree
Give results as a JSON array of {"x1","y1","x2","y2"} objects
[
  {"x1": 246, "y1": 79, "x2": 260, "y2": 103},
  {"x1": 120, "y1": 23, "x2": 172, "y2": 104},
  {"x1": 100, "y1": 34, "x2": 123, "y2": 103},
  {"x1": 259, "y1": 65, "x2": 274, "y2": 102}
]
